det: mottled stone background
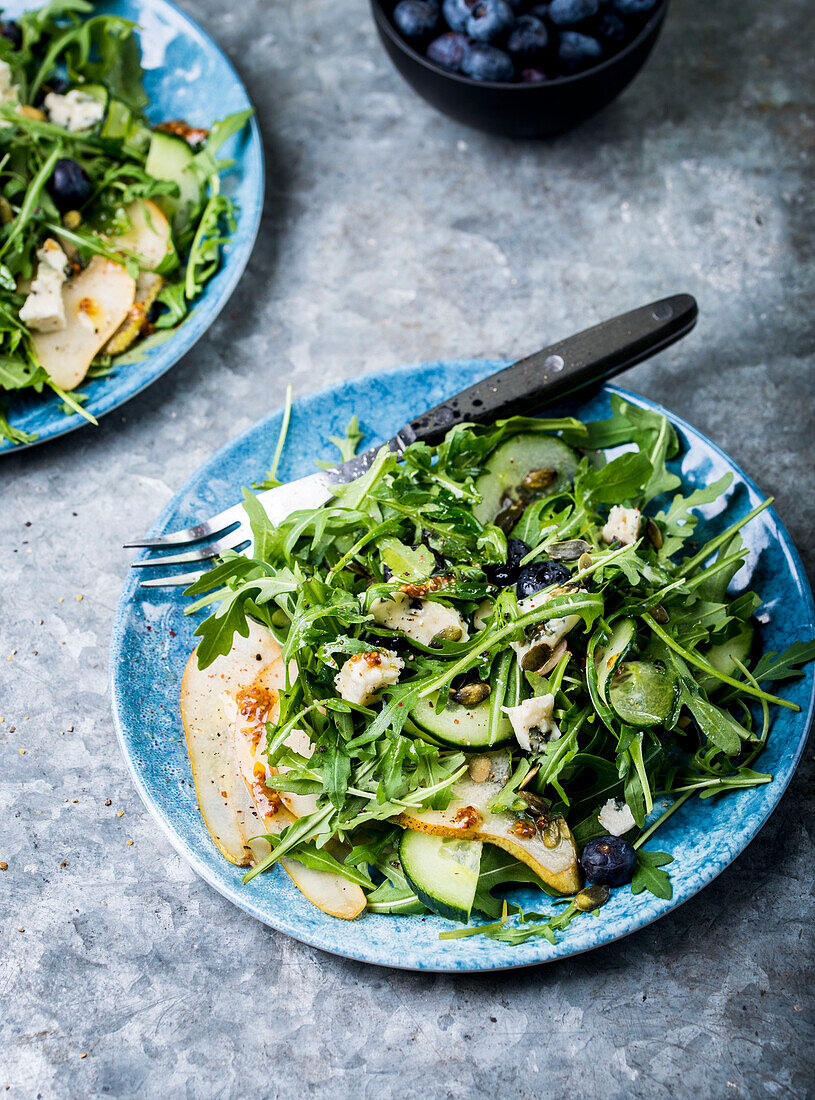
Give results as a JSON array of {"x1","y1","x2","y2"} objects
[{"x1": 2, "y1": 0, "x2": 814, "y2": 1096}]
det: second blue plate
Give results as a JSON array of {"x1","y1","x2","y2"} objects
[{"x1": 0, "y1": 0, "x2": 264, "y2": 452}]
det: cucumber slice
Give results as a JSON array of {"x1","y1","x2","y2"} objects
[
  {"x1": 474, "y1": 433, "x2": 578, "y2": 525},
  {"x1": 411, "y1": 692, "x2": 513, "y2": 749},
  {"x1": 609, "y1": 660, "x2": 678, "y2": 728},
  {"x1": 100, "y1": 98, "x2": 132, "y2": 141},
  {"x1": 400, "y1": 830, "x2": 482, "y2": 922},
  {"x1": 701, "y1": 624, "x2": 755, "y2": 692},
  {"x1": 144, "y1": 130, "x2": 202, "y2": 234},
  {"x1": 596, "y1": 619, "x2": 636, "y2": 705}
]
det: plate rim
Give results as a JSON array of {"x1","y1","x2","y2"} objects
[
  {"x1": 0, "y1": 0, "x2": 265, "y2": 454},
  {"x1": 109, "y1": 361, "x2": 815, "y2": 972}
]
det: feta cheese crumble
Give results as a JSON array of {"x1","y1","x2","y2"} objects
[
  {"x1": 371, "y1": 592, "x2": 469, "y2": 646},
  {"x1": 18, "y1": 239, "x2": 69, "y2": 333},
  {"x1": 602, "y1": 505, "x2": 642, "y2": 547},
  {"x1": 510, "y1": 586, "x2": 580, "y2": 668},
  {"x1": 598, "y1": 797, "x2": 636, "y2": 836},
  {"x1": 0, "y1": 60, "x2": 19, "y2": 121},
  {"x1": 334, "y1": 650, "x2": 404, "y2": 706},
  {"x1": 502, "y1": 693, "x2": 561, "y2": 753},
  {"x1": 44, "y1": 89, "x2": 105, "y2": 132}
]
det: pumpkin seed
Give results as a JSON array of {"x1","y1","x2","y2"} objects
[
  {"x1": 450, "y1": 680, "x2": 491, "y2": 706},
  {"x1": 575, "y1": 884, "x2": 610, "y2": 911},
  {"x1": 0, "y1": 196, "x2": 13, "y2": 226},
  {"x1": 433, "y1": 624, "x2": 463, "y2": 643},
  {"x1": 578, "y1": 552, "x2": 593, "y2": 573},
  {"x1": 652, "y1": 604, "x2": 670, "y2": 624},
  {"x1": 521, "y1": 467, "x2": 557, "y2": 492},
  {"x1": 545, "y1": 538, "x2": 592, "y2": 561},
  {"x1": 542, "y1": 819, "x2": 561, "y2": 849},
  {"x1": 518, "y1": 789, "x2": 549, "y2": 815},
  {"x1": 521, "y1": 641, "x2": 553, "y2": 672},
  {"x1": 495, "y1": 499, "x2": 525, "y2": 533},
  {"x1": 646, "y1": 518, "x2": 664, "y2": 550},
  {"x1": 62, "y1": 209, "x2": 82, "y2": 230}
]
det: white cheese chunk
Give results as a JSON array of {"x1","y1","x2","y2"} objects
[
  {"x1": 334, "y1": 651, "x2": 404, "y2": 706},
  {"x1": 18, "y1": 239, "x2": 69, "y2": 333},
  {"x1": 510, "y1": 585, "x2": 580, "y2": 668},
  {"x1": 44, "y1": 89, "x2": 105, "y2": 132},
  {"x1": 602, "y1": 505, "x2": 642, "y2": 547},
  {"x1": 0, "y1": 60, "x2": 19, "y2": 121},
  {"x1": 501, "y1": 693, "x2": 561, "y2": 753},
  {"x1": 598, "y1": 797, "x2": 636, "y2": 836},
  {"x1": 371, "y1": 592, "x2": 469, "y2": 646}
]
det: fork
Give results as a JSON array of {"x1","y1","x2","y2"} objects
[{"x1": 126, "y1": 294, "x2": 698, "y2": 588}]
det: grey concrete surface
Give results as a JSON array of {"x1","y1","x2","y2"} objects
[{"x1": 2, "y1": 0, "x2": 814, "y2": 1096}]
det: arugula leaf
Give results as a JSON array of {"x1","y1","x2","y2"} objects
[
  {"x1": 576, "y1": 451, "x2": 653, "y2": 508},
  {"x1": 473, "y1": 847, "x2": 558, "y2": 918},
  {"x1": 748, "y1": 641, "x2": 815, "y2": 686},
  {"x1": 631, "y1": 850, "x2": 674, "y2": 900},
  {"x1": 653, "y1": 475, "x2": 733, "y2": 560}
]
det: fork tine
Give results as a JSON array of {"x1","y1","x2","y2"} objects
[
  {"x1": 123, "y1": 500, "x2": 246, "y2": 549},
  {"x1": 138, "y1": 567, "x2": 210, "y2": 589},
  {"x1": 130, "y1": 533, "x2": 251, "y2": 568}
]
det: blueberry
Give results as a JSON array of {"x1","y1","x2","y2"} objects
[
  {"x1": 506, "y1": 15, "x2": 548, "y2": 61},
  {"x1": 466, "y1": 0, "x2": 514, "y2": 42},
  {"x1": 442, "y1": 0, "x2": 476, "y2": 32},
  {"x1": 580, "y1": 835, "x2": 637, "y2": 887},
  {"x1": 484, "y1": 537, "x2": 530, "y2": 587},
  {"x1": 1, "y1": 20, "x2": 22, "y2": 48},
  {"x1": 520, "y1": 67, "x2": 548, "y2": 82},
  {"x1": 426, "y1": 31, "x2": 470, "y2": 70},
  {"x1": 556, "y1": 30, "x2": 603, "y2": 72},
  {"x1": 461, "y1": 41, "x2": 514, "y2": 80},
  {"x1": 547, "y1": 0, "x2": 599, "y2": 26},
  {"x1": 612, "y1": 0, "x2": 658, "y2": 13},
  {"x1": 528, "y1": 3, "x2": 551, "y2": 16},
  {"x1": 594, "y1": 10, "x2": 629, "y2": 45},
  {"x1": 47, "y1": 158, "x2": 92, "y2": 212},
  {"x1": 393, "y1": 0, "x2": 439, "y2": 39},
  {"x1": 515, "y1": 559, "x2": 570, "y2": 599}
]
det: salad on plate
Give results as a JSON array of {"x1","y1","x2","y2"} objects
[
  {"x1": 0, "y1": 0, "x2": 251, "y2": 445},
  {"x1": 179, "y1": 396, "x2": 814, "y2": 946}
]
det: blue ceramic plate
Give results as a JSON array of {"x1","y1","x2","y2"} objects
[
  {"x1": 0, "y1": 0, "x2": 263, "y2": 453},
  {"x1": 110, "y1": 362, "x2": 815, "y2": 972}
]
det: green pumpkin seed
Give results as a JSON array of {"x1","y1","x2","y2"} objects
[{"x1": 575, "y1": 884, "x2": 610, "y2": 911}]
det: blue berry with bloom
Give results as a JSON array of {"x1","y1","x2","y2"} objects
[
  {"x1": 461, "y1": 41, "x2": 514, "y2": 80},
  {"x1": 547, "y1": 0, "x2": 599, "y2": 26},
  {"x1": 556, "y1": 30, "x2": 603, "y2": 72},
  {"x1": 442, "y1": 0, "x2": 475, "y2": 32},
  {"x1": 426, "y1": 30, "x2": 470, "y2": 70},
  {"x1": 393, "y1": 0, "x2": 439, "y2": 39},
  {"x1": 507, "y1": 15, "x2": 548, "y2": 62},
  {"x1": 466, "y1": 0, "x2": 514, "y2": 42}
]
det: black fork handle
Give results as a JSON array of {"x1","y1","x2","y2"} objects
[{"x1": 396, "y1": 293, "x2": 698, "y2": 448}]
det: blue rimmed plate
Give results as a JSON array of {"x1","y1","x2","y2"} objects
[
  {"x1": 110, "y1": 362, "x2": 815, "y2": 971},
  {"x1": 0, "y1": 0, "x2": 264, "y2": 453}
]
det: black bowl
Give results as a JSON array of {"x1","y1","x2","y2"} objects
[{"x1": 370, "y1": 0, "x2": 669, "y2": 138}]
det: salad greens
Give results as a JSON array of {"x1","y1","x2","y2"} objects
[
  {"x1": 186, "y1": 395, "x2": 814, "y2": 947},
  {"x1": 0, "y1": 0, "x2": 251, "y2": 445}
]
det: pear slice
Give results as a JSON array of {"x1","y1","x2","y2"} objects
[
  {"x1": 398, "y1": 752, "x2": 581, "y2": 895},
  {"x1": 181, "y1": 620, "x2": 366, "y2": 919},
  {"x1": 180, "y1": 621, "x2": 277, "y2": 865},
  {"x1": 113, "y1": 198, "x2": 172, "y2": 271},
  {"x1": 31, "y1": 256, "x2": 136, "y2": 390}
]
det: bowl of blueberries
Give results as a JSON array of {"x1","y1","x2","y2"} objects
[{"x1": 370, "y1": 0, "x2": 668, "y2": 137}]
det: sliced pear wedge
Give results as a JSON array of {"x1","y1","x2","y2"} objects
[
  {"x1": 180, "y1": 622, "x2": 277, "y2": 865},
  {"x1": 181, "y1": 621, "x2": 366, "y2": 919},
  {"x1": 398, "y1": 752, "x2": 581, "y2": 895},
  {"x1": 31, "y1": 256, "x2": 136, "y2": 390}
]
